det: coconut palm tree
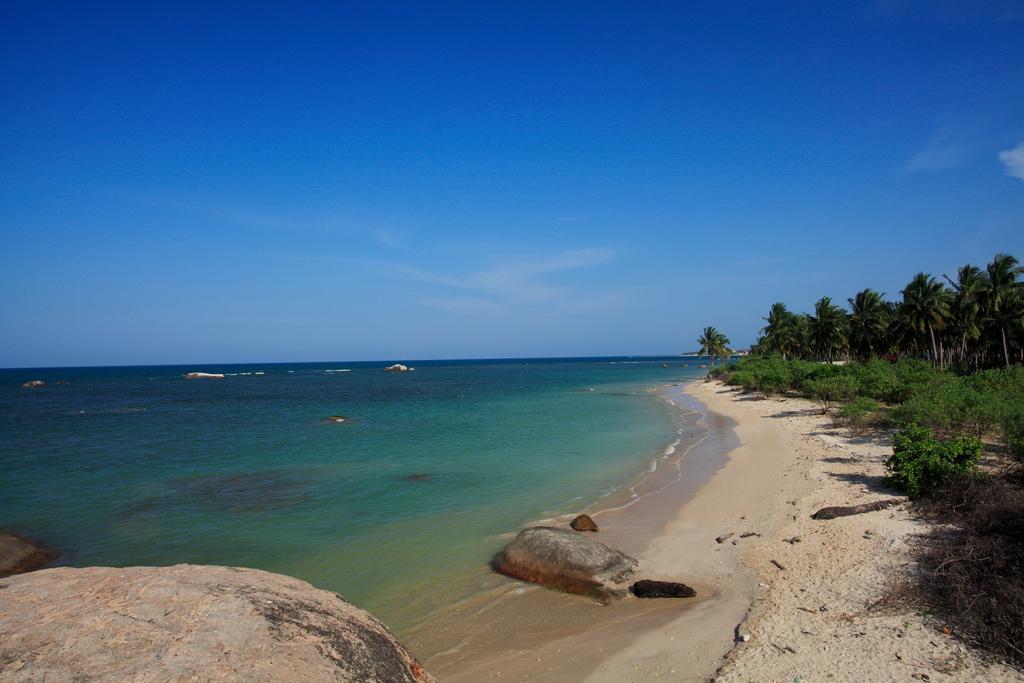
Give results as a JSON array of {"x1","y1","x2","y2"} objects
[
  {"x1": 943, "y1": 264, "x2": 987, "y2": 368},
  {"x1": 982, "y1": 253, "x2": 1024, "y2": 368},
  {"x1": 697, "y1": 326, "x2": 731, "y2": 373},
  {"x1": 899, "y1": 273, "x2": 951, "y2": 366},
  {"x1": 808, "y1": 297, "x2": 848, "y2": 362},
  {"x1": 760, "y1": 303, "x2": 799, "y2": 359},
  {"x1": 847, "y1": 289, "x2": 889, "y2": 361}
]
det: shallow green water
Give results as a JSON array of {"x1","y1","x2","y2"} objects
[{"x1": 0, "y1": 357, "x2": 706, "y2": 631}]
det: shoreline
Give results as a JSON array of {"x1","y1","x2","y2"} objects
[
  {"x1": 407, "y1": 379, "x2": 762, "y2": 681},
  {"x1": 404, "y1": 379, "x2": 729, "y2": 679},
  {"x1": 418, "y1": 378, "x2": 1023, "y2": 681}
]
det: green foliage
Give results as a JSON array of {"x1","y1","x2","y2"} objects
[
  {"x1": 1006, "y1": 407, "x2": 1024, "y2": 459},
  {"x1": 837, "y1": 396, "x2": 881, "y2": 434},
  {"x1": 891, "y1": 359, "x2": 939, "y2": 403},
  {"x1": 891, "y1": 366, "x2": 1024, "y2": 440},
  {"x1": 886, "y1": 424, "x2": 981, "y2": 497},
  {"x1": 804, "y1": 374, "x2": 858, "y2": 412}
]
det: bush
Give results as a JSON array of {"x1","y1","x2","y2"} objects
[
  {"x1": 907, "y1": 472, "x2": 1024, "y2": 667},
  {"x1": 837, "y1": 396, "x2": 881, "y2": 434},
  {"x1": 886, "y1": 424, "x2": 981, "y2": 497},
  {"x1": 848, "y1": 359, "x2": 900, "y2": 402},
  {"x1": 804, "y1": 374, "x2": 859, "y2": 413},
  {"x1": 891, "y1": 358, "x2": 940, "y2": 403},
  {"x1": 892, "y1": 367, "x2": 1022, "y2": 440},
  {"x1": 1006, "y1": 406, "x2": 1024, "y2": 459}
]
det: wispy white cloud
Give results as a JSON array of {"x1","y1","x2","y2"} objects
[
  {"x1": 106, "y1": 188, "x2": 409, "y2": 247},
  {"x1": 904, "y1": 143, "x2": 970, "y2": 173},
  {"x1": 373, "y1": 229, "x2": 405, "y2": 249},
  {"x1": 999, "y1": 141, "x2": 1024, "y2": 180},
  {"x1": 387, "y1": 247, "x2": 618, "y2": 313}
]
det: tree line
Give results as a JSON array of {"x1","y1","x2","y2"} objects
[{"x1": 753, "y1": 252, "x2": 1023, "y2": 369}]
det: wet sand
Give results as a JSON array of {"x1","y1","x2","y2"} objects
[{"x1": 407, "y1": 379, "x2": 808, "y2": 681}]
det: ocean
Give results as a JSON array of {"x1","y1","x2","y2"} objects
[{"x1": 0, "y1": 357, "x2": 708, "y2": 635}]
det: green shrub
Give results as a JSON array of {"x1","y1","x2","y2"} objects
[
  {"x1": 886, "y1": 424, "x2": 981, "y2": 497},
  {"x1": 891, "y1": 359, "x2": 940, "y2": 403},
  {"x1": 804, "y1": 374, "x2": 859, "y2": 412},
  {"x1": 748, "y1": 355, "x2": 793, "y2": 395},
  {"x1": 892, "y1": 370, "x2": 1017, "y2": 439},
  {"x1": 726, "y1": 370, "x2": 753, "y2": 390},
  {"x1": 848, "y1": 359, "x2": 899, "y2": 402},
  {"x1": 1005, "y1": 406, "x2": 1024, "y2": 459},
  {"x1": 837, "y1": 396, "x2": 881, "y2": 434}
]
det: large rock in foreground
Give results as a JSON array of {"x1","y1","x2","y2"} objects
[
  {"x1": 493, "y1": 526, "x2": 638, "y2": 601},
  {"x1": 0, "y1": 532, "x2": 57, "y2": 578},
  {"x1": 0, "y1": 564, "x2": 433, "y2": 682}
]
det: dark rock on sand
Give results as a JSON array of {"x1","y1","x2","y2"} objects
[
  {"x1": 492, "y1": 526, "x2": 638, "y2": 601},
  {"x1": 630, "y1": 579, "x2": 696, "y2": 598},
  {"x1": 0, "y1": 564, "x2": 434, "y2": 682},
  {"x1": 569, "y1": 514, "x2": 599, "y2": 532},
  {"x1": 0, "y1": 532, "x2": 58, "y2": 578}
]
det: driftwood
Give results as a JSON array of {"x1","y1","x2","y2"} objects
[{"x1": 811, "y1": 498, "x2": 904, "y2": 520}]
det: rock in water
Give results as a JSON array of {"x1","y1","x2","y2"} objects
[
  {"x1": 20, "y1": 380, "x2": 44, "y2": 388},
  {"x1": 569, "y1": 514, "x2": 599, "y2": 532},
  {"x1": 184, "y1": 372, "x2": 225, "y2": 379},
  {"x1": 0, "y1": 565, "x2": 434, "y2": 682},
  {"x1": 630, "y1": 580, "x2": 697, "y2": 598},
  {"x1": 0, "y1": 532, "x2": 57, "y2": 578},
  {"x1": 384, "y1": 364, "x2": 412, "y2": 372},
  {"x1": 492, "y1": 526, "x2": 638, "y2": 601}
]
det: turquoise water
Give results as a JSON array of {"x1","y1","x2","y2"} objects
[{"x1": 0, "y1": 357, "x2": 705, "y2": 632}]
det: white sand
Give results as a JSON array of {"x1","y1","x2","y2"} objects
[
  {"x1": 670, "y1": 381, "x2": 1021, "y2": 682},
  {"x1": 421, "y1": 380, "x2": 1021, "y2": 681}
]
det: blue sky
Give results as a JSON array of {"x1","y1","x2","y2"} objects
[{"x1": 2, "y1": 2, "x2": 1023, "y2": 367}]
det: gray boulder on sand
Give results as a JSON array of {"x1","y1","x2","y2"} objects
[
  {"x1": 0, "y1": 564, "x2": 434, "y2": 682},
  {"x1": 492, "y1": 526, "x2": 638, "y2": 601}
]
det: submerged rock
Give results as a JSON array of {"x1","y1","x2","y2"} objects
[
  {"x1": 492, "y1": 526, "x2": 638, "y2": 601},
  {"x1": 0, "y1": 532, "x2": 57, "y2": 578},
  {"x1": 630, "y1": 579, "x2": 696, "y2": 598},
  {"x1": 0, "y1": 564, "x2": 434, "y2": 682},
  {"x1": 403, "y1": 473, "x2": 432, "y2": 482},
  {"x1": 325, "y1": 415, "x2": 351, "y2": 424},
  {"x1": 569, "y1": 514, "x2": 599, "y2": 532}
]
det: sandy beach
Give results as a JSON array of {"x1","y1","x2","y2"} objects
[
  {"x1": 676, "y1": 381, "x2": 1021, "y2": 682},
  {"x1": 420, "y1": 378, "x2": 1023, "y2": 681}
]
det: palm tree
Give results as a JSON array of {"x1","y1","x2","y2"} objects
[
  {"x1": 982, "y1": 253, "x2": 1024, "y2": 368},
  {"x1": 697, "y1": 326, "x2": 731, "y2": 373},
  {"x1": 808, "y1": 297, "x2": 848, "y2": 362},
  {"x1": 899, "y1": 273, "x2": 951, "y2": 365},
  {"x1": 847, "y1": 289, "x2": 889, "y2": 360},
  {"x1": 760, "y1": 303, "x2": 799, "y2": 359},
  {"x1": 943, "y1": 264, "x2": 987, "y2": 368}
]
